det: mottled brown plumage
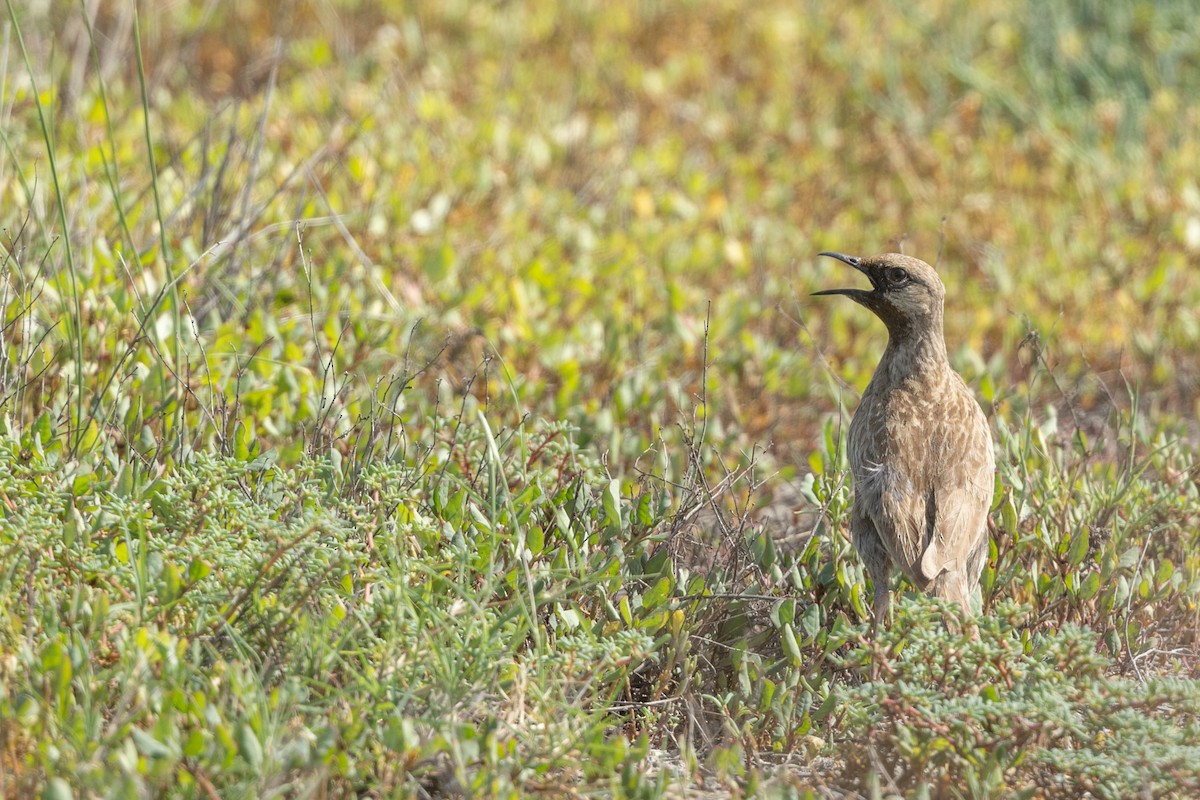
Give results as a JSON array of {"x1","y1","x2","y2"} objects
[{"x1": 814, "y1": 252, "x2": 995, "y2": 626}]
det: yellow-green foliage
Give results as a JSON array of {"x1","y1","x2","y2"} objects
[{"x1": 5, "y1": 0, "x2": 1200, "y2": 467}]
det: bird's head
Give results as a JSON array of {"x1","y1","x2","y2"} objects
[{"x1": 813, "y1": 252, "x2": 946, "y2": 336}]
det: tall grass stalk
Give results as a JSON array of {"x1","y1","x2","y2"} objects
[
  {"x1": 132, "y1": 9, "x2": 185, "y2": 456},
  {"x1": 4, "y1": 0, "x2": 84, "y2": 445}
]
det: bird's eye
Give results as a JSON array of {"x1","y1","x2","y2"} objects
[{"x1": 887, "y1": 268, "x2": 909, "y2": 285}]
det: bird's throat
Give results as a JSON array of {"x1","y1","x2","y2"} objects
[{"x1": 880, "y1": 328, "x2": 950, "y2": 381}]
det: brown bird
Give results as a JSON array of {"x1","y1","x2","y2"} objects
[{"x1": 814, "y1": 252, "x2": 995, "y2": 627}]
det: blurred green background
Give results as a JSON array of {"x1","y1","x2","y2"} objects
[{"x1": 7, "y1": 0, "x2": 1200, "y2": 472}]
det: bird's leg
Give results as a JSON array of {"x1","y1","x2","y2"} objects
[
  {"x1": 850, "y1": 516, "x2": 892, "y2": 678},
  {"x1": 868, "y1": 570, "x2": 891, "y2": 681},
  {"x1": 872, "y1": 578, "x2": 891, "y2": 631}
]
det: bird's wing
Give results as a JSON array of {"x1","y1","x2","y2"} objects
[
  {"x1": 918, "y1": 485, "x2": 989, "y2": 580},
  {"x1": 918, "y1": 405, "x2": 995, "y2": 582}
]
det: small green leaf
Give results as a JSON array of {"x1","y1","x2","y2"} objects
[
  {"x1": 800, "y1": 604, "x2": 821, "y2": 638},
  {"x1": 1079, "y1": 572, "x2": 1101, "y2": 600},
  {"x1": 247, "y1": 450, "x2": 278, "y2": 471},
  {"x1": 43, "y1": 778, "x2": 72, "y2": 800},
  {"x1": 1000, "y1": 494, "x2": 1018, "y2": 538},
  {"x1": 814, "y1": 690, "x2": 838, "y2": 721},
  {"x1": 758, "y1": 677, "x2": 777, "y2": 710},
  {"x1": 603, "y1": 479, "x2": 622, "y2": 531},
  {"x1": 527, "y1": 525, "x2": 544, "y2": 555},
  {"x1": 980, "y1": 371, "x2": 996, "y2": 402},
  {"x1": 849, "y1": 582, "x2": 868, "y2": 621},
  {"x1": 619, "y1": 595, "x2": 633, "y2": 626},
  {"x1": 187, "y1": 558, "x2": 211, "y2": 583},
  {"x1": 115, "y1": 466, "x2": 134, "y2": 497},
  {"x1": 557, "y1": 605, "x2": 581, "y2": 630},
  {"x1": 642, "y1": 576, "x2": 672, "y2": 610},
  {"x1": 184, "y1": 730, "x2": 206, "y2": 758},
  {"x1": 41, "y1": 641, "x2": 65, "y2": 671},
  {"x1": 161, "y1": 562, "x2": 182, "y2": 602},
  {"x1": 236, "y1": 724, "x2": 263, "y2": 772},
  {"x1": 1067, "y1": 527, "x2": 1089, "y2": 566},
  {"x1": 770, "y1": 598, "x2": 795, "y2": 628},
  {"x1": 234, "y1": 424, "x2": 251, "y2": 461},
  {"x1": 781, "y1": 623, "x2": 802, "y2": 666},
  {"x1": 132, "y1": 728, "x2": 171, "y2": 759},
  {"x1": 636, "y1": 493, "x2": 654, "y2": 527},
  {"x1": 63, "y1": 505, "x2": 83, "y2": 549},
  {"x1": 1156, "y1": 559, "x2": 1174, "y2": 586},
  {"x1": 638, "y1": 610, "x2": 668, "y2": 631},
  {"x1": 1114, "y1": 575, "x2": 1131, "y2": 606}
]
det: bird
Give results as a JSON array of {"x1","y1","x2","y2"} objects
[{"x1": 813, "y1": 251, "x2": 995, "y2": 628}]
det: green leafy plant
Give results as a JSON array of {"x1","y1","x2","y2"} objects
[
  {"x1": 2, "y1": 0, "x2": 1200, "y2": 796},
  {"x1": 836, "y1": 598, "x2": 1200, "y2": 799}
]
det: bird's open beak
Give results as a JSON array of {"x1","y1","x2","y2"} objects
[{"x1": 812, "y1": 252, "x2": 874, "y2": 299}]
